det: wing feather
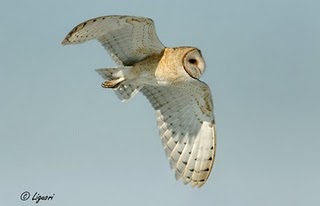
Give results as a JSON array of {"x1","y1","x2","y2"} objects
[
  {"x1": 62, "y1": 15, "x2": 165, "y2": 66},
  {"x1": 141, "y1": 80, "x2": 216, "y2": 187}
]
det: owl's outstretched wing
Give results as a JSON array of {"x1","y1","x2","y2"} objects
[
  {"x1": 62, "y1": 15, "x2": 165, "y2": 66},
  {"x1": 141, "y1": 80, "x2": 216, "y2": 188}
]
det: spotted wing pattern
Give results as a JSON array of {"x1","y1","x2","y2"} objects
[
  {"x1": 141, "y1": 80, "x2": 216, "y2": 187},
  {"x1": 62, "y1": 15, "x2": 165, "y2": 66}
]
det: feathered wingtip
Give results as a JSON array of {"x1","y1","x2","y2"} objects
[{"x1": 61, "y1": 38, "x2": 70, "y2": 45}]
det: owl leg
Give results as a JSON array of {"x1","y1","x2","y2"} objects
[{"x1": 101, "y1": 77, "x2": 125, "y2": 88}]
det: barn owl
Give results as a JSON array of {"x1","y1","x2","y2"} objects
[{"x1": 62, "y1": 15, "x2": 216, "y2": 188}]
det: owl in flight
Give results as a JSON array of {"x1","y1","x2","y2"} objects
[{"x1": 62, "y1": 15, "x2": 216, "y2": 187}]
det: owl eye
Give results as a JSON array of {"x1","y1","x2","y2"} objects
[{"x1": 188, "y1": 58, "x2": 197, "y2": 64}]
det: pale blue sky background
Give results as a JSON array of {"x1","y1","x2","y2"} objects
[{"x1": 1, "y1": 0, "x2": 319, "y2": 205}]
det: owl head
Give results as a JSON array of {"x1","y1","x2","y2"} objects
[{"x1": 183, "y1": 48, "x2": 206, "y2": 79}]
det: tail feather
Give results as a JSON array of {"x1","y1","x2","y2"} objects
[{"x1": 96, "y1": 67, "x2": 142, "y2": 101}]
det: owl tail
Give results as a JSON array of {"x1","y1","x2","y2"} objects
[{"x1": 96, "y1": 67, "x2": 142, "y2": 102}]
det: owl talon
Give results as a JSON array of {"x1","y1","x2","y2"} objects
[
  {"x1": 101, "y1": 81, "x2": 119, "y2": 88},
  {"x1": 101, "y1": 78, "x2": 125, "y2": 88}
]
